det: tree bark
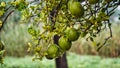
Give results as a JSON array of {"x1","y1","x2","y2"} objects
[
  {"x1": 55, "y1": 53, "x2": 68, "y2": 68},
  {"x1": 54, "y1": 35, "x2": 68, "y2": 68}
]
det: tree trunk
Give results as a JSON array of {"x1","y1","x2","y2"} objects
[
  {"x1": 54, "y1": 35, "x2": 68, "y2": 68},
  {"x1": 55, "y1": 53, "x2": 68, "y2": 68}
]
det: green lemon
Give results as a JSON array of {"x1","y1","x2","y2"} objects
[
  {"x1": 68, "y1": 1, "x2": 84, "y2": 17},
  {"x1": 88, "y1": 0, "x2": 99, "y2": 4},
  {"x1": 46, "y1": 44, "x2": 59, "y2": 59},
  {"x1": 65, "y1": 28, "x2": 79, "y2": 41},
  {"x1": 58, "y1": 36, "x2": 72, "y2": 51}
]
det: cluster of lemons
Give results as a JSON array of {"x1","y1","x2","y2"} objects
[
  {"x1": 45, "y1": 0, "x2": 113, "y2": 59},
  {"x1": 46, "y1": 27, "x2": 79, "y2": 59}
]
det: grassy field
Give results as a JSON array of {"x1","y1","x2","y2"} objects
[{"x1": 0, "y1": 53, "x2": 120, "y2": 68}]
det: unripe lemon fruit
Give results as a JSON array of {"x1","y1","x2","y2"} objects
[
  {"x1": 46, "y1": 44, "x2": 59, "y2": 59},
  {"x1": 58, "y1": 36, "x2": 72, "y2": 51},
  {"x1": 65, "y1": 28, "x2": 79, "y2": 41},
  {"x1": 68, "y1": 1, "x2": 84, "y2": 17}
]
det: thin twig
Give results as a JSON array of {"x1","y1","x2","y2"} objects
[
  {"x1": 5, "y1": 6, "x2": 12, "y2": 11},
  {"x1": 97, "y1": 21, "x2": 112, "y2": 51},
  {"x1": 0, "y1": 10, "x2": 14, "y2": 32},
  {"x1": 49, "y1": 0, "x2": 62, "y2": 28}
]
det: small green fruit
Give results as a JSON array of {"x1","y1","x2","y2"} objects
[
  {"x1": 68, "y1": 1, "x2": 84, "y2": 17},
  {"x1": 46, "y1": 44, "x2": 59, "y2": 59},
  {"x1": 65, "y1": 28, "x2": 79, "y2": 41},
  {"x1": 58, "y1": 36, "x2": 72, "y2": 51}
]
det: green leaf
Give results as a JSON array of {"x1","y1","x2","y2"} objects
[
  {"x1": 28, "y1": 27, "x2": 37, "y2": 36},
  {"x1": 90, "y1": 37, "x2": 94, "y2": 42}
]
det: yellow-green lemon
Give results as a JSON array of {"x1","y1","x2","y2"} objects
[
  {"x1": 65, "y1": 28, "x2": 79, "y2": 41},
  {"x1": 68, "y1": 1, "x2": 84, "y2": 17},
  {"x1": 46, "y1": 44, "x2": 59, "y2": 59},
  {"x1": 58, "y1": 36, "x2": 72, "y2": 51}
]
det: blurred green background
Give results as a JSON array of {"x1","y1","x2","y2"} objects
[{"x1": 0, "y1": 0, "x2": 120, "y2": 68}]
